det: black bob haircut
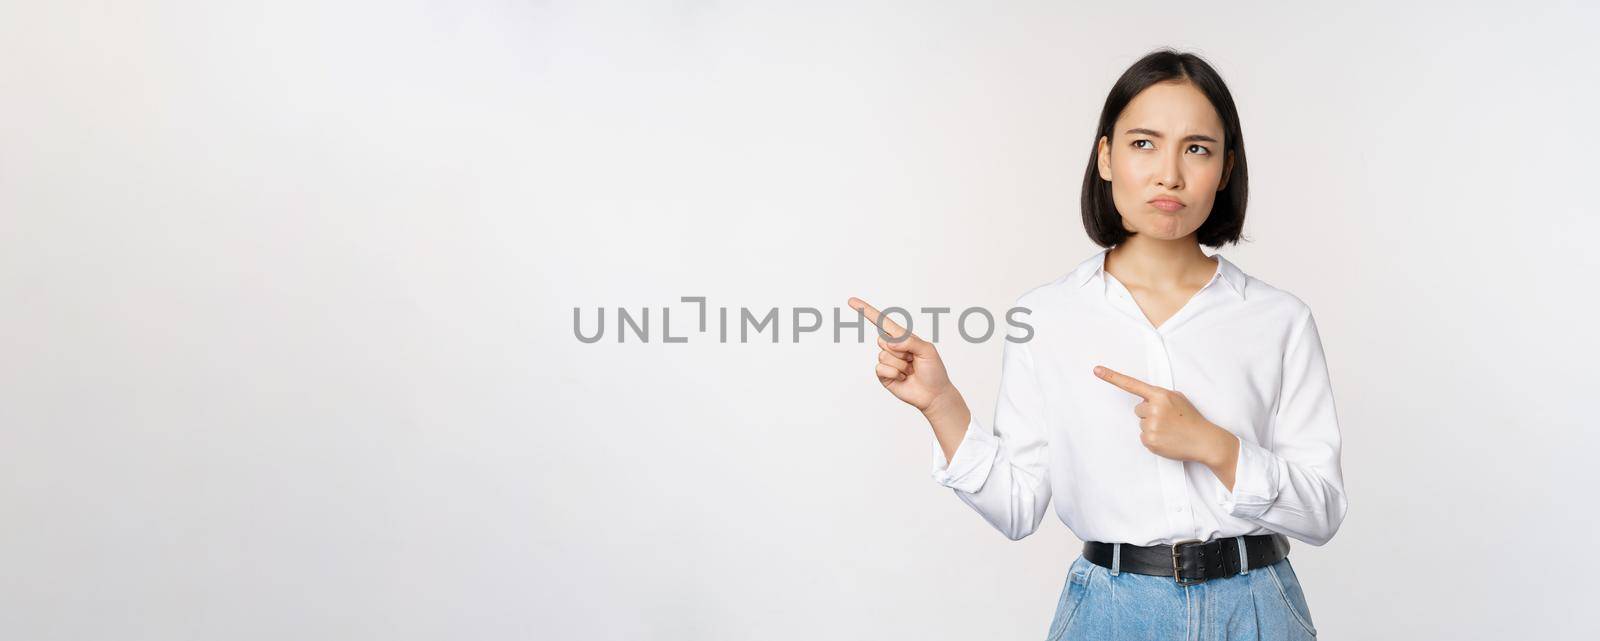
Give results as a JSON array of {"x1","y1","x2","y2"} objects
[{"x1": 1081, "y1": 49, "x2": 1248, "y2": 249}]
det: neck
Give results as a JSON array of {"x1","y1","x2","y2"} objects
[{"x1": 1105, "y1": 234, "x2": 1214, "y2": 289}]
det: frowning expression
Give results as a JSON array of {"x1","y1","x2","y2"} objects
[{"x1": 1096, "y1": 80, "x2": 1234, "y2": 240}]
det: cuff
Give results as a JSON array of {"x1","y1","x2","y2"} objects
[
  {"x1": 929, "y1": 416, "x2": 1000, "y2": 494},
  {"x1": 1218, "y1": 437, "x2": 1280, "y2": 519}
]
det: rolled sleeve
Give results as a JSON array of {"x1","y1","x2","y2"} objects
[
  {"x1": 1219, "y1": 437, "x2": 1281, "y2": 519},
  {"x1": 930, "y1": 416, "x2": 1000, "y2": 494}
]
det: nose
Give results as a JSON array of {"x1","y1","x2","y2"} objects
[{"x1": 1156, "y1": 148, "x2": 1183, "y2": 190}]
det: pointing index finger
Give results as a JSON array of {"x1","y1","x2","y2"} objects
[
  {"x1": 846, "y1": 297, "x2": 911, "y2": 341},
  {"x1": 1093, "y1": 365, "x2": 1161, "y2": 400}
]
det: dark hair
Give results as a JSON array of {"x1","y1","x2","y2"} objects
[{"x1": 1081, "y1": 48, "x2": 1249, "y2": 248}]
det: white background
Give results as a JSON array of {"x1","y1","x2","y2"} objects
[{"x1": 3, "y1": 1, "x2": 1597, "y2": 639}]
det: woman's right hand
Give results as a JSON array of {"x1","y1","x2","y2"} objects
[{"x1": 847, "y1": 297, "x2": 960, "y2": 415}]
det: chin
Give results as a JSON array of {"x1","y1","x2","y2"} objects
[{"x1": 1134, "y1": 218, "x2": 1193, "y2": 239}]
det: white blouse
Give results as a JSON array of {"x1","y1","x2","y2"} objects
[{"x1": 930, "y1": 248, "x2": 1348, "y2": 547}]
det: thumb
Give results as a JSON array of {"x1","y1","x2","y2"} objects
[{"x1": 880, "y1": 333, "x2": 933, "y2": 358}]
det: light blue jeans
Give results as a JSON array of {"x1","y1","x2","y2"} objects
[{"x1": 1046, "y1": 541, "x2": 1318, "y2": 640}]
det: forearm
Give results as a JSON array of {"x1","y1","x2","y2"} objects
[
  {"x1": 1207, "y1": 425, "x2": 1348, "y2": 546},
  {"x1": 1201, "y1": 424, "x2": 1241, "y2": 492},
  {"x1": 924, "y1": 388, "x2": 972, "y2": 466}
]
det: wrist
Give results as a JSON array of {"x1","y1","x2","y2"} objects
[
  {"x1": 922, "y1": 387, "x2": 968, "y2": 424},
  {"x1": 1203, "y1": 423, "x2": 1239, "y2": 468}
]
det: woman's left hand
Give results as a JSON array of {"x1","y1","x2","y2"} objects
[{"x1": 1093, "y1": 365, "x2": 1237, "y2": 466}]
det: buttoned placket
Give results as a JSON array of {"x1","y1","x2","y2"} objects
[{"x1": 1101, "y1": 267, "x2": 1226, "y2": 543}]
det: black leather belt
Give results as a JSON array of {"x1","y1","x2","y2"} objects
[{"x1": 1082, "y1": 533, "x2": 1290, "y2": 586}]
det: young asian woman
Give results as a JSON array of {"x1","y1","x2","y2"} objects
[{"x1": 848, "y1": 49, "x2": 1345, "y2": 641}]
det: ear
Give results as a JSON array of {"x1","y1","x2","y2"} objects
[
  {"x1": 1218, "y1": 150, "x2": 1234, "y2": 191},
  {"x1": 1097, "y1": 135, "x2": 1112, "y2": 181}
]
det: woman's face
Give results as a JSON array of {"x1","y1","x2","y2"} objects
[{"x1": 1097, "y1": 80, "x2": 1234, "y2": 241}]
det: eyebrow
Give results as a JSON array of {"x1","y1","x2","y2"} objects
[{"x1": 1124, "y1": 128, "x2": 1219, "y2": 144}]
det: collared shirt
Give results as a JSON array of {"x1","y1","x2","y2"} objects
[{"x1": 930, "y1": 248, "x2": 1348, "y2": 546}]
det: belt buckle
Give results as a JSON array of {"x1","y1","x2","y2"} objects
[{"x1": 1171, "y1": 539, "x2": 1207, "y2": 586}]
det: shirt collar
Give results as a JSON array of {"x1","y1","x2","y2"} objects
[{"x1": 1070, "y1": 248, "x2": 1247, "y2": 300}]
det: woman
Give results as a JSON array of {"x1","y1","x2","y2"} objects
[{"x1": 848, "y1": 49, "x2": 1346, "y2": 640}]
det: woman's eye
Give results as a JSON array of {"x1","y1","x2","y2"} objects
[
  {"x1": 1132, "y1": 139, "x2": 1153, "y2": 149},
  {"x1": 1188, "y1": 145, "x2": 1210, "y2": 155}
]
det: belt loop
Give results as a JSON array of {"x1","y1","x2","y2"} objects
[
  {"x1": 1110, "y1": 543, "x2": 1122, "y2": 576},
  {"x1": 1235, "y1": 535, "x2": 1250, "y2": 575}
]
